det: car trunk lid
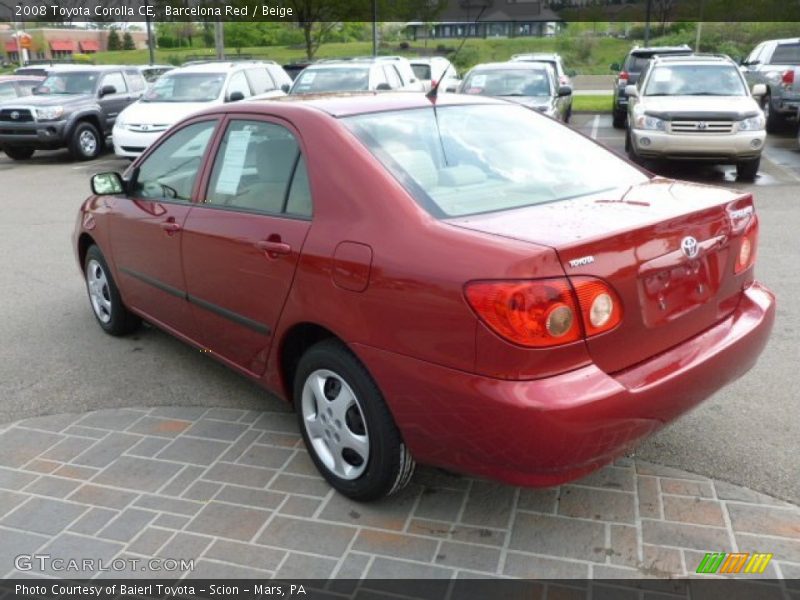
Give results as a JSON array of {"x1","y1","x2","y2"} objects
[{"x1": 449, "y1": 179, "x2": 756, "y2": 373}]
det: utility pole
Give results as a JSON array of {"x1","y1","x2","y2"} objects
[
  {"x1": 145, "y1": 11, "x2": 155, "y2": 65},
  {"x1": 372, "y1": 0, "x2": 378, "y2": 57},
  {"x1": 695, "y1": 0, "x2": 705, "y2": 51},
  {"x1": 214, "y1": 20, "x2": 224, "y2": 60},
  {"x1": 644, "y1": 0, "x2": 652, "y2": 46}
]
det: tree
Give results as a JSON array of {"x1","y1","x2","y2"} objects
[
  {"x1": 224, "y1": 23, "x2": 260, "y2": 53},
  {"x1": 107, "y1": 29, "x2": 121, "y2": 51},
  {"x1": 122, "y1": 32, "x2": 135, "y2": 51}
]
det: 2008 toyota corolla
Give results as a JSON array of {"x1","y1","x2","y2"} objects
[{"x1": 73, "y1": 93, "x2": 775, "y2": 500}]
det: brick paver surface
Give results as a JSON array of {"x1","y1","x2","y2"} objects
[{"x1": 0, "y1": 407, "x2": 798, "y2": 581}]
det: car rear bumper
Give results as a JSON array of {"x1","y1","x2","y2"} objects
[
  {"x1": 354, "y1": 282, "x2": 775, "y2": 487},
  {"x1": 0, "y1": 120, "x2": 67, "y2": 149},
  {"x1": 631, "y1": 128, "x2": 765, "y2": 161},
  {"x1": 112, "y1": 126, "x2": 162, "y2": 158}
]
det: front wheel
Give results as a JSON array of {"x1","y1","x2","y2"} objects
[
  {"x1": 295, "y1": 340, "x2": 415, "y2": 501},
  {"x1": 84, "y1": 245, "x2": 140, "y2": 336},
  {"x1": 70, "y1": 122, "x2": 102, "y2": 161},
  {"x1": 736, "y1": 157, "x2": 760, "y2": 182},
  {"x1": 4, "y1": 147, "x2": 34, "y2": 160}
]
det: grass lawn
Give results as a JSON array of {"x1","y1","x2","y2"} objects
[{"x1": 572, "y1": 94, "x2": 613, "y2": 113}]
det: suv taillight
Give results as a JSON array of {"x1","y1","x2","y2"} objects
[
  {"x1": 782, "y1": 69, "x2": 795, "y2": 87},
  {"x1": 464, "y1": 278, "x2": 622, "y2": 348},
  {"x1": 619, "y1": 71, "x2": 629, "y2": 83}
]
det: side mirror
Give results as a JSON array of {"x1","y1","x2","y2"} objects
[
  {"x1": 281, "y1": 83, "x2": 290, "y2": 93},
  {"x1": 610, "y1": 62, "x2": 621, "y2": 72},
  {"x1": 99, "y1": 85, "x2": 117, "y2": 98},
  {"x1": 376, "y1": 83, "x2": 392, "y2": 91},
  {"x1": 625, "y1": 84, "x2": 639, "y2": 98},
  {"x1": 557, "y1": 85, "x2": 573, "y2": 97},
  {"x1": 751, "y1": 83, "x2": 767, "y2": 97},
  {"x1": 91, "y1": 172, "x2": 125, "y2": 196},
  {"x1": 228, "y1": 91, "x2": 245, "y2": 102}
]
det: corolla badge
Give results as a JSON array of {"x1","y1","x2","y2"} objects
[{"x1": 681, "y1": 236, "x2": 699, "y2": 259}]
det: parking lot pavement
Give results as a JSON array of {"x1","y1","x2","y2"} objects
[{"x1": 0, "y1": 407, "x2": 798, "y2": 581}]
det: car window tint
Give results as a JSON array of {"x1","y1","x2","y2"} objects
[
  {"x1": 131, "y1": 121, "x2": 216, "y2": 202},
  {"x1": 770, "y1": 43, "x2": 800, "y2": 64},
  {"x1": 206, "y1": 120, "x2": 301, "y2": 215},
  {"x1": 101, "y1": 72, "x2": 127, "y2": 93},
  {"x1": 0, "y1": 82, "x2": 16, "y2": 100},
  {"x1": 384, "y1": 65, "x2": 403, "y2": 89},
  {"x1": 412, "y1": 64, "x2": 431, "y2": 80},
  {"x1": 285, "y1": 155, "x2": 312, "y2": 217},
  {"x1": 246, "y1": 67, "x2": 275, "y2": 94},
  {"x1": 227, "y1": 71, "x2": 252, "y2": 99}
]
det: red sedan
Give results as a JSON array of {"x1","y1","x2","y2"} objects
[{"x1": 73, "y1": 93, "x2": 775, "y2": 500}]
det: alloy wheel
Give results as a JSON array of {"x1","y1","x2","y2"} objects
[{"x1": 86, "y1": 259, "x2": 112, "y2": 323}]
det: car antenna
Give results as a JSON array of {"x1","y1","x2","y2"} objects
[{"x1": 427, "y1": 3, "x2": 488, "y2": 102}]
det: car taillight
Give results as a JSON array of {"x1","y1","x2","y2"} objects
[
  {"x1": 619, "y1": 71, "x2": 629, "y2": 83},
  {"x1": 782, "y1": 69, "x2": 795, "y2": 87},
  {"x1": 465, "y1": 279, "x2": 581, "y2": 347},
  {"x1": 464, "y1": 278, "x2": 623, "y2": 347},
  {"x1": 571, "y1": 278, "x2": 624, "y2": 337},
  {"x1": 735, "y1": 216, "x2": 759, "y2": 274}
]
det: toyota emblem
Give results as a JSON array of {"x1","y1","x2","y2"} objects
[
  {"x1": 695, "y1": 121, "x2": 708, "y2": 130},
  {"x1": 681, "y1": 236, "x2": 699, "y2": 259},
  {"x1": 10, "y1": 111, "x2": 19, "y2": 120}
]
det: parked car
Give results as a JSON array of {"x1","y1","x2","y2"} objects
[
  {"x1": 625, "y1": 54, "x2": 767, "y2": 181},
  {"x1": 740, "y1": 37, "x2": 800, "y2": 132},
  {"x1": 290, "y1": 59, "x2": 421, "y2": 95},
  {"x1": 0, "y1": 75, "x2": 44, "y2": 101},
  {"x1": 458, "y1": 61, "x2": 572, "y2": 122},
  {"x1": 0, "y1": 66, "x2": 146, "y2": 161},
  {"x1": 610, "y1": 45, "x2": 693, "y2": 128},
  {"x1": 511, "y1": 52, "x2": 574, "y2": 121},
  {"x1": 14, "y1": 64, "x2": 78, "y2": 77},
  {"x1": 137, "y1": 65, "x2": 174, "y2": 84},
  {"x1": 410, "y1": 57, "x2": 459, "y2": 92},
  {"x1": 74, "y1": 93, "x2": 773, "y2": 500},
  {"x1": 113, "y1": 61, "x2": 290, "y2": 159}
]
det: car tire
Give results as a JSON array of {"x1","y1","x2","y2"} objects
[
  {"x1": 762, "y1": 94, "x2": 781, "y2": 134},
  {"x1": 295, "y1": 339, "x2": 415, "y2": 501},
  {"x1": 84, "y1": 245, "x2": 140, "y2": 336},
  {"x1": 4, "y1": 147, "x2": 34, "y2": 160},
  {"x1": 612, "y1": 111, "x2": 626, "y2": 129},
  {"x1": 736, "y1": 157, "x2": 760, "y2": 182},
  {"x1": 69, "y1": 121, "x2": 102, "y2": 161}
]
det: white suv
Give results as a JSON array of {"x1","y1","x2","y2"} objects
[
  {"x1": 112, "y1": 61, "x2": 290, "y2": 159},
  {"x1": 625, "y1": 54, "x2": 767, "y2": 181}
]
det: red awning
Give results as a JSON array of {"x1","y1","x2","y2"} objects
[
  {"x1": 79, "y1": 40, "x2": 99, "y2": 52},
  {"x1": 50, "y1": 40, "x2": 75, "y2": 52},
  {"x1": 5, "y1": 41, "x2": 19, "y2": 52}
]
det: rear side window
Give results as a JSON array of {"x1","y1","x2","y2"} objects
[
  {"x1": 412, "y1": 64, "x2": 431, "y2": 80},
  {"x1": 245, "y1": 67, "x2": 276, "y2": 94},
  {"x1": 770, "y1": 43, "x2": 800, "y2": 64},
  {"x1": 100, "y1": 72, "x2": 127, "y2": 94},
  {"x1": 206, "y1": 120, "x2": 311, "y2": 217}
]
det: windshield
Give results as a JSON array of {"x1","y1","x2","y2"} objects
[
  {"x1": 462, "y1": 69, "x2": 552, "y2": 97},
  {"x1": 644, "y1": 64, "x2": 747, "y2": 96},
  {"x1": 344, "y1": 105, "x2": 647, "y2": 218},
  {"x1": 38, "y1": 72, "x2": 98, "y2": 95},
  {"x1": 291, "y1": 67, "x2": 370, "y2": 94},
  {"x1": 143, "y1": 73, "x2": 225, "y2": 102}
]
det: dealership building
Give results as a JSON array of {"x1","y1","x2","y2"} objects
[{"x1": 0, "y1": 26, "x2": 148, "y2": 63}]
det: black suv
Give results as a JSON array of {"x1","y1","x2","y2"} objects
[
  {"x1": 610, "y1": 45, "x2": 692, "y2": 128},
  {"x1": 0, "y1": 66, "x2": 146, "y2": 161}
]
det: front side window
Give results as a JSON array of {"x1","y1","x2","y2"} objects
[
  {"x1": 125, "y1": 71, "x2": 146, "y2": 92},
  {"x1": 345, "y1": 105, "x2": 647, "y2": 218},
  {"x1": 206, "y1": 120, "x2": 310, "y2": 217},
  {"x1": 131, "y1": 121, "x2": 216, "y2": 202},
  {"x1": 38, "y1": 72, "x2": 98, "y2": 95},
  {"x1": 100, "y1": 72, "x2": 127, "y2": 94},
  {"x1": 142, "y1": 73, "x2": 225, "y2": 103},
  {"x1": 245, "y1": 67, "x2": 275, "y2": 94},
  {"x1": 644, "y1": 64, "x2": 747, "y2": 96},
  {"x1": 462, "y1": 69, "x2": 552, "y2": 97}
]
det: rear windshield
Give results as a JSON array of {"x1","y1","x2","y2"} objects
[
  {"x1": 771, "y1": 43, "x2": 800, "y2": 64},
  {"x1": 625, "y1": 55, "x2": 653, "y2": 72},
  {"x1": 291, "y1": 67, "x2": 370, "y2": 94},
  {"x1": 344, "y1": 105, "x2": 647, "y2": 218},
  {"x1": 461, "y1": 69, "x2": 552, "y2": 97},
  {"x1": 644, "y1": 64, "x2": 747, "y2": 96}
]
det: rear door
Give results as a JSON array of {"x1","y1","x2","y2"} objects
[{"x1": 181, "y1": 116, "x2": 313, "y2": 374}]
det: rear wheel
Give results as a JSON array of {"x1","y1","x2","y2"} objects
[
  {"x1": 4, "y1": 147, "x2": 34, "y2": 160},
  {"x1": 295, "y1": 340, "x2": 415, "y2": 501},
  {"x1": 763, "y1": 93, "x2": 782, "y2": 134},
  {"x1": 70, "y1": 121, "x2": 102, "y2": 161},
  {"x1": 612, "y1": 111, "x2": 626, "y2": 129},
  {"x1": 84, "y1": 245, "x2": 140, "y2": 336},
  {"x1": 736, "y1": 157, "x2": 760, "y2": 182}
]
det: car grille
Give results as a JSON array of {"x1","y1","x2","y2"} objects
[
  {"x1": 0, "y1": 128, "x2": 35, "y2": 135},
  {"x1": 0, "y1": 109, "x2": 34, "y2": 122},
  {"x1": 669, "y1": 120, "x2": 734, "y2": 134},
  {"x1": 127, "y1": 124, "x2": 169, "y2": 133}
]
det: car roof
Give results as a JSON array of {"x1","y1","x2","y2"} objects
[
  {"x1": 302, "y1": 62, "x2": 373, "y2": 70},
  {"x1": 629, "y1": 45, "x2": 692, "y2": 57},
  {"x1": 0, "y1": 75, "x2": 43, "y2": 82},
  {"x1": 410, "y1": 57, "x2": 450, "y2": 65},
  {"x1": 653, "y1": 54, "x2": 735, "y2": 65},
  {"x1": 470, "y1": 61, "x2": 552, "y2": 71},
  {"x1": 512, "y1": 53, "x2": 559, "y2": 60},
  {"x1": 175, "y1": 61, "x2": 275, "y2": 73},
  {"x1": 772, "y1": 38, "x2": 800, "y2": 45}
]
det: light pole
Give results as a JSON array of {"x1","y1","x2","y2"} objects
[
  {"x1": 644, "y1": 0, "x2": 652, "y2": 46},
  {"x1": 145, "y1": 9, "x2": 155, "y2": 65},
  {"x1": 372, "y1": 0, "x2": 378, "y2": 57}
]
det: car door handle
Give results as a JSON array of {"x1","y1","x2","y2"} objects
[
  {"x1": 255, "y1": 240, "x2": 291, "y2": 255},
  {"x1": 160, "y1": 221, "x2": 181, "y2": 234}
]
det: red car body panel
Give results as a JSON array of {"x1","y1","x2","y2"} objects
[{"x1": 73, "y1": 93, "x2": 775, "y2": 487}]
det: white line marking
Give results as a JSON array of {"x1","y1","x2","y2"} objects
[{"x1": 590, "y1": 115, "x2": 600, "y2": 140}]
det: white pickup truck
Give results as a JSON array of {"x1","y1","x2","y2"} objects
[{"x1": 741, "y1": 38, "x2": 800, "y2": 132}]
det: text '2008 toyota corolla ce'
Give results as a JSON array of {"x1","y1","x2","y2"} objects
[{"x1": 73, "y1": 93, "x2": 775, "y2": 501}]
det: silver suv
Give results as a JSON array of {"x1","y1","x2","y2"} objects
[
  {"x1": 625, "y1": 54, "x2": 767, "y2": 181},
  {"x1": 741, "y1": 38, "x2": 800, "y2": 132}
]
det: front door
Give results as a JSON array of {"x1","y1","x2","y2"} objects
[
  {"x1": 182, "y1": 117, "x2": 313, "y2": 374},
  {"x1": 108, "y1": 119, "x2": 218, "y2": 338}
]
